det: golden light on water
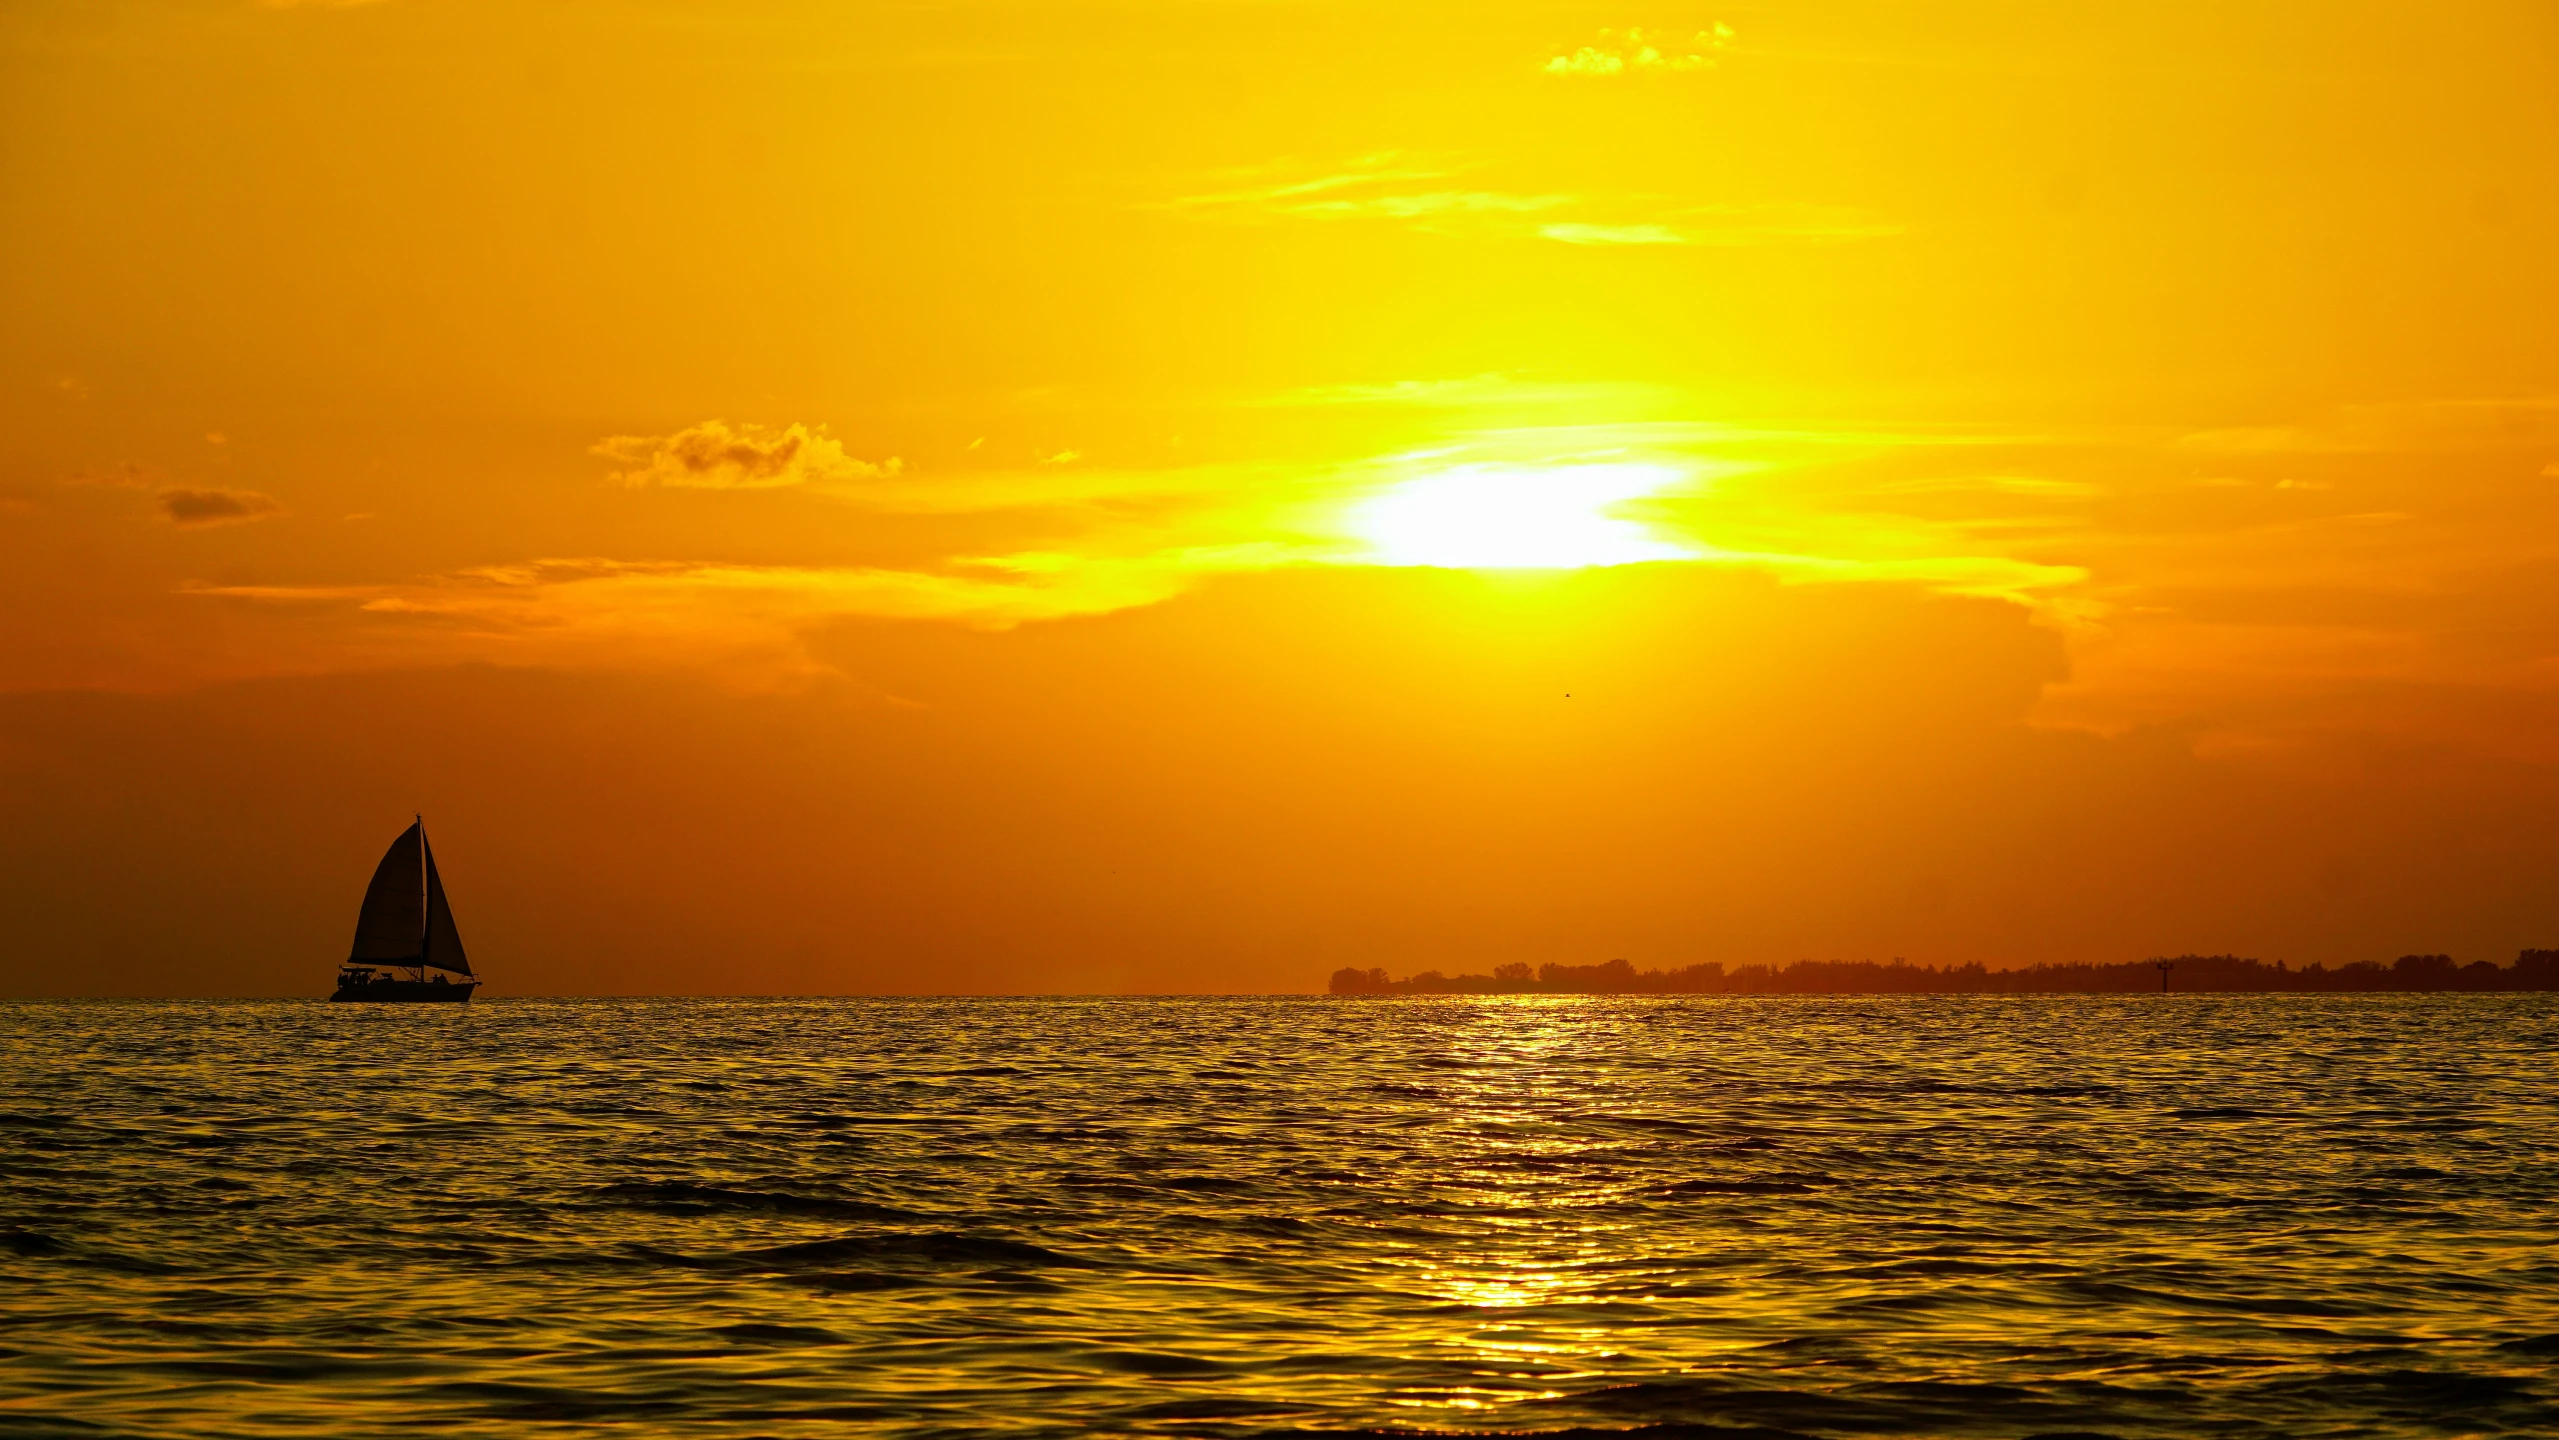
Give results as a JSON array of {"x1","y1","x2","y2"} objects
[
  {"x1": 1367, "y1": 999, "x2": 1663, "y2": 1422},
  {"x1": 1351, "y1": 462, "x2": 1695, "y2": 570}
]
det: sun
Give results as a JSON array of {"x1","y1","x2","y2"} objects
[{"x1": 1351, "y1": 461, "x2": 1694, "y2": 569}]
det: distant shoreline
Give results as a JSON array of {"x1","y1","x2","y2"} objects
[{"x1": 1331, "y1": 952, "x2": 2559, "y2": 996}]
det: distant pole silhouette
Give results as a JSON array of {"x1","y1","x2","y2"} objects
[{"x1": 2154, "y1": 959, "x2": 2173, "y2": 993}]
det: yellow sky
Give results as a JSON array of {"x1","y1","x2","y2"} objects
[{"x1": 4, "y1": 1, "x2": 2558, "y2": 993}]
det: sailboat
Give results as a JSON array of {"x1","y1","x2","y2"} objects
[{"x1": 331, "y1": 818, "x2": 481, "y2": 1003}]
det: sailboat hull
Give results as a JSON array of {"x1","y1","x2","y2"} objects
[{"x1": 330, "y1": 979, "x2": 477, "y2": 1003}]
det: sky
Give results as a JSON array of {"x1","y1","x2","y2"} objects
[{"x1": 4, "y1": 0, "x2": 2558, "y2": 996}]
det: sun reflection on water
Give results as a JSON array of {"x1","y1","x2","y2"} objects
[{"x1": 1369, "y1": 997, "x2": 1673, "y2": 1420}]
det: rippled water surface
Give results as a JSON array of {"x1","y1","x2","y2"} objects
[{"x1": 5, "y1": 995, "x2": 2559, "y2": 1438}]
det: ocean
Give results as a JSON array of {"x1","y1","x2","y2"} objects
[{"x1": 3, "y1": 995, "x2": 2555, "y2": 1438}]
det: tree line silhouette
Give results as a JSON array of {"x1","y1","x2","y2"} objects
[{"x1": 1329, "y1": 951, "x2": 2559, "y2": 995}]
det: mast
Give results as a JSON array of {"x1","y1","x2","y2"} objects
[{"x1": 416, "y1": 813, "x2": 427, "y2": 984}]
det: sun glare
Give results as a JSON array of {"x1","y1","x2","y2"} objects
[{"x1": 1352, "y1": 462, "x2": 1694, "y2": 569}]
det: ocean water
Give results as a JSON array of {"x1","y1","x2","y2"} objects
[{"x1": 4, "y1": 996, "x2": 2557, "y2": 1439}]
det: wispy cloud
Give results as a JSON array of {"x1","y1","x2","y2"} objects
[
  {"x1": 1154, "y1": 154, "x2": 1894, "y2": 249},
  {"x1": 1546, "y1": 24, "x2": 1734, "y2": 77},
  {"x1": 56, "y1": 464, "x2": 286, "y2": 527},
  {"x1": 116, "y1": 400, "x2": 2559, "y2": 772},
  {"x1": 1540, "y1": 223, "x2": 1688, "y2": 246},
  {"x1": 1254, "y1": 375, "x2": 1672, "y2": 411},
  {"x1": 64, "y1": 463, "x2": 157, "y2": 491},
  {"x1": 180, "y1": 549, "x2": 1311, "y2": 688},
  {"x1": 1315, "y1": 421, "x2": 2093, "y2": 610},
  {"x1": 1153, "y1": 154, "x2": 1572, "y2": 231},
  {"x1": 159, "y1": 488, "x2": 283, "y2": 526},
  {"x1": 1151, "y1": 153, "x2": 1451, "y2": 211},
  {"x1": 1548, "y1": 206, "x2": 1905, "y2": 248},
  {"x1": 1875, "y1": 475, "x2": 2111, "y2": 500},
  {"x1": 1282, "y1": 190, "x2": 1573, "y2": 220},
  {"x1": 2175, "y1": 397, "x2": 2559, "y2": 455},
  {"x1": 169, "y1": 409, "x2": 2546, "y2": 760},
  {"x1": 592, "y1": 420, "x2": 900, "y2": 490},
  {"x1": 163, "y1": 420, "x2": 2107, "y2": 686}
]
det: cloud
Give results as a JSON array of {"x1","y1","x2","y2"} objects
[
  {"x1": 1255, "y1": 375, "x2": 1672, "y2": 411},
  {"x1": 96, "y1": 393, "x2": 2559, "y2": 786},
  {"x1": 180, "y1": 550, "x2": 1308, "y2": 689},
  {"x1": 1316, "y1": 422, "x2": 2096, "y2": 614},
  {"x1": 175, "y1": 412, "x2": 2528, "y2": 758},
  {"x1": 1875, "y1": 475, "x2": 2111, "y2": 500},
  {"x1": 57, "y1": 466, "x2": 287, "y2": 528},
  {"x1": 1540, "y1": 223, "x2": 1688, "y2": 246},
  {"x1": 2175, "y1": 397, "x2": 2559, "y2": 455},
  {"x1": 1156, "y1": 156, "x2": 1573, "y2": 229},
  {"x1": 1546, "y1": 24, "x2": 1734, "y2": 77},
  {"x1": 64, "y1": 463, "x2": 157, "y2": 490},
  {"x1": 1152, "y1": 153, "x2": 1452, "y2": 211},
  {"x1": 159, "y1": 488, "x2": 283, "y2": 526},
  {"x1": 591, "y1": 420, "x2": 900, "y2": 490},
  {"x1": 1154, "y1": 155, "x2": 1892, "y2": 249},
  {"x1": 1541, "y1": 206, "x2": 1905, "y2": 247},
  {"x1": 1573, "y1": 205, "x2": 1907, "y2": 248},
  {"x1": 1286, "y1": 190, "x2": 1573, "y2": 220},
  {"x1": 161, "y1": 417, "x2": 2112, "y2": 689},
  {"x1": 173, "y1": 423, "x2": 2101, "y2": 689}
]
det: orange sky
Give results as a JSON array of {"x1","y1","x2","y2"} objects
[{"x1": 4, "y1": 1, "x2": 2557, "y2": 995}]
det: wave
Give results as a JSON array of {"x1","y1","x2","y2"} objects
[
  {"x1": 631, "y1": 1230, "x2": 1101, "y2": 1273},
  {"x1": 589, "y1": 1180, "x2": 924, "y2": 1223}
]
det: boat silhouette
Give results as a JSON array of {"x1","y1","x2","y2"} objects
[{"x1": 331, "y1": 818, "x2": 480, "y2": 1003}]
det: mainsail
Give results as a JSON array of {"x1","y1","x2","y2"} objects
[
  {"x1": 348, "y1": 823, "x2": 427, "y2": 964},
  {"x1": 346, "y1": 821, "x2": 472, "y2": 975}
]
